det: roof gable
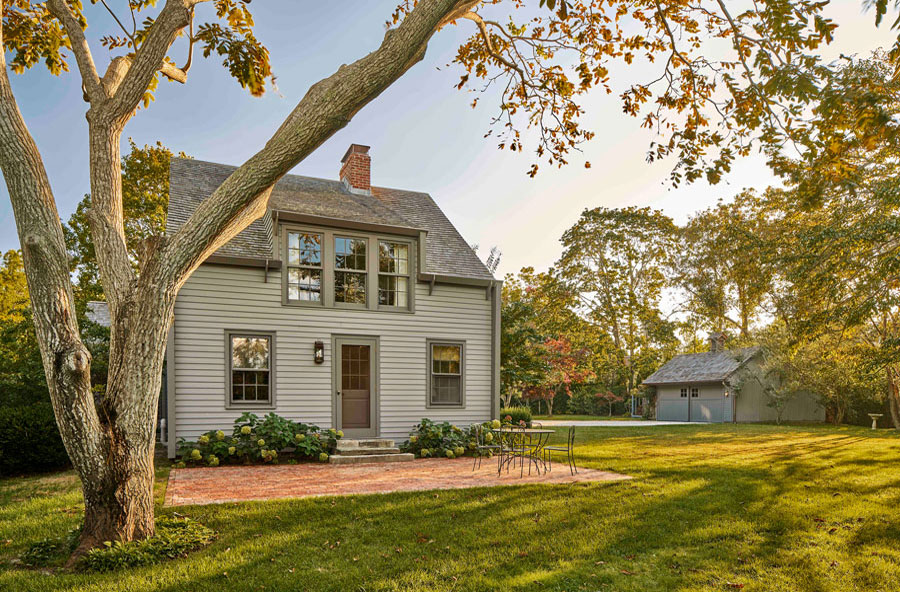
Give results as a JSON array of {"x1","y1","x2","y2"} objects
[
  {"x1": 642, "y1": 347, "x2": 760, "y2": 385},
  {"x1": 166, "y1": 158, "x2": 494, "y2": 281}
]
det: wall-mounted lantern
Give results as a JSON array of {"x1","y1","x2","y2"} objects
[{"x1": 314, "y1": 340, "x2": 325, "y2": 364}]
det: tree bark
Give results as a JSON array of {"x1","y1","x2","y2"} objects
[{"x1": 887, "y1": 366, "x2": 900, "y2": 430}]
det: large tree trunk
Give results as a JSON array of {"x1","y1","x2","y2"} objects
[{"x1": 75, "y1": 294, "x2": 174, "y2": 558}]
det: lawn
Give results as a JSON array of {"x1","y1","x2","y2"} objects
[
  {"x1": 534, "y1": 414, "x2": 643, "y2": 421},
  {"x1": 2, "y1": 424, "x2": 899, "y2": 591}
]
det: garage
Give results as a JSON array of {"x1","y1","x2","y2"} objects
[
  {"x1": 643, "y1": 332, "x2": 825, "y2": 424},
  {"x1": 641, "y1": 334, "x2": 756, "y2": 423}
]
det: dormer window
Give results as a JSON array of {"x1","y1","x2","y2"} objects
[
  {"x1": 378, "y1": 241, "x2": 410, "y2": 308},
  {"x1": 282, "y1": 225, "x2": 413, "y2": 312},
  {"x1": 286, "y1": 232, "x2": 323, "y2": 302},
  {"x1": 334, "y1": 237, "x2": 368, "y2": 305}
]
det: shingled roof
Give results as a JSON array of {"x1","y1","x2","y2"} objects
[
  {"x1": 642, "y1": 347, "x2": 760, "y2": 385},
  {"x1": 166, "y1": 158, "x2": 494, "y2": 281}
]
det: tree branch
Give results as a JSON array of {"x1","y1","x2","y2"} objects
[
  {"x1": 46, "y1": 0, "x2": 103, "y2": 101},
  {"x1": 104, "y1": 0, "x2": 196, "y2": 121},
  {"x1": 160, "y1": 0, "x2": 479, "y2": 287}
]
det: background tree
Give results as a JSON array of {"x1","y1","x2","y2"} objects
[
  {"x1": 672, "y1": 192, "x2": 774, "y2": 339},
  {"x1": 558, "y1": 206, "x2": 679, "y2": 409},
  {"x1": 594, "y1": 389, "x2": 624, "y2": 417},
  {"x1": 4, "y1": 0, "x2": 900, "y2": 556},
  {"x1": 762, "y1": 53, "x2": 900, "y2": 426},
  {"x1": 0, "y1": 250, "x2": 46, "y2": 407},
  {"x1": 521, "y1": 336, "x2": 594, "y2": 417}
]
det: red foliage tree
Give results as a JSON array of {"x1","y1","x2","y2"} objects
[{"x1": 522, "y1": 337, "x2": 594, "y2": 416}]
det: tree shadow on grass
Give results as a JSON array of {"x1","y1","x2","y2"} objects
[{"x1": 4, "y1": 426, "x2": 900, "y2": 592}]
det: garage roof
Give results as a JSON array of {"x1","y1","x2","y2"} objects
[{"x1": 642, "y1": 347, "x2": 760, "y2": 385}]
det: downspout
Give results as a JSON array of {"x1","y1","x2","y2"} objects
[
  {"x1": 166, "y1": 322, "x2": 177, "y2": 458},
  {"x1": 490, "y1": 280, "x2": 501, "y2": 420}
]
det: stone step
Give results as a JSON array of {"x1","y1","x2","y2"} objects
[
  {"x1": 338, "y1": 438, "x2": 396, "y2": 449},
  {"x1": 329, "y1": 452, "x2": 415, "y2": 465},
  {"x1": 334, "y1": 446, "x2": 402, "y2": 456}
]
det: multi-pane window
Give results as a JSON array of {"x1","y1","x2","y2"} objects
[
  {"x1": 229, "y1": 334, "x2": 272, "y2": 405},
  {"x1": 286, "y1": 232, "x2": 322, "y2": 302},
  {"x1": 691, "y1": 387, "x2": 700, "y2": 398},
  {"x1": 378, "y1": 241, "x2": 410, "y2": 308},
  {"x1": 680, "y1": 388, "x2": 688, "y2": 398},
  {"x1": 429, "y1": 342, "x2": 463, "y2": 406},
  {"x1": 334, "y1": 237, "x2": 368, "y2": 304}
]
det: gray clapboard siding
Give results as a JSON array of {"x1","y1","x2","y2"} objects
[{"x1": 172, "y1": 264, "x2": 492, "y2": 444}]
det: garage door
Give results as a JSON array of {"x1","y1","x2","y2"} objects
[
  {"x1": 690, "y1": 398, "x2": 724, "y2": 422},
  {"x1": 658, "y1": 398, "x2": 690, "y2": 421}
]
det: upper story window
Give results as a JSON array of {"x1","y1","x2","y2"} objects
[
  {"x1": 680, "y1": 388, "x2": 688, "y2": 398},
  {"x1": 691, "y1": 387, "x2": 700, "y2": 398},
  {"x1": 282, "y1": 225, "x2": 413, "y2": 312},
  {"x1": 286, "y1": 232, "x2": 322, "y2": 302},
  {"x1": 379, "y1": 241, "x2": 410, "y2": 308},
  {"x1": 334, "y1": 237, "x2": 367, "y2": 305}
]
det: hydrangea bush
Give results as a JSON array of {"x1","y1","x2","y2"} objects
[
  {"x1": 400, "y1": 418, "x2": 503, "y2": 459},
  {"x1": 176, "y1": 412, "x2": 342, "y2": 467}
]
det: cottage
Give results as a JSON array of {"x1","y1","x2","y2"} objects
[
  {"x1": 149, "y1": 145, "x2": 498, "y2": 456},
  {"x1": 644, "y1": 333, "x2": 824, "y2": 423}
]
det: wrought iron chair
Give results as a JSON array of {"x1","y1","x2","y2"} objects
[
  {"x1": 543, "y1": 426, "x2": 577, "y2": 475},
  {"x1": 498, "y1": 425, "x2": 528, "y2": 476},
  {"x1": 472, "y1": 424, "x2": 502, "y2": 471}
]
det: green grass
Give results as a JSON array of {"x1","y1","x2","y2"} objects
[
  {"x1": 534, "y1": 414, "x2": 643, "y2": 421},
  {"x1": 2, "y1": 424, "x2": 899, "y2": 591}
]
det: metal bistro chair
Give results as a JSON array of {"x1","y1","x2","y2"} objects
[
  {"x1": 498, "y1": 424, "x2": 528, "y2": 477},
  {"x1": 543, "y1": 426, "x2": 577, "y2": 475},
  {"x1": 472, "y1": 424, "x2": 502, "y2": 471}
]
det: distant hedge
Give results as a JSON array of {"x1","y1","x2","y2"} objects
[
  {"x1": 500, "y1": 406, "x2": 533, "y2": 426},
  {"x1": 0, "y1": 403, "x2": 69, "y2": 476}
]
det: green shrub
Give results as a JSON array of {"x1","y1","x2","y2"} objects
[
  {"x1": 81, "y1": 516, "x2": 215, "y2": 572},
  {"x1": 500, "y1": 406, "x2": 532, "y2": 427},
  {"x1": 176, "y1": 412, "x2": 343, "y2": 466},
  {"x1": 400, "y1": 418, "x2": 497, "y2": 459},
  {"x1": 0, "y1": 402, "x2": 69, "y2": 476}
]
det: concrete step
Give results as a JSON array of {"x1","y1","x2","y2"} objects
[
  {"x1": 338, "y1": 438, "x2": 396, "y2": 449},
  {"x1": 335, "y1": 446, "x2": 402, "y2": 456},
  {"x1": 329, "y1": 452, "x2": 415, "y2": 465}
]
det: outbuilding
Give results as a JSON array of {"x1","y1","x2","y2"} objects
[{"x1": 643, "y1": 333, "x2": 825, "y2": 423}]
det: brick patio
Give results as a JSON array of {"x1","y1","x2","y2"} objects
[{"x1": 164, "y1": 458, "x2": 631, "y2": 506}]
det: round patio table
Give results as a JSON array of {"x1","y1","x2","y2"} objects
[{"x1": 492, "y1": 428, "x2": 555, "y2": 476}]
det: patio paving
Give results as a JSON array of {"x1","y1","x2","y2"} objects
[{"x1": 164, "y1": 457, "x2": 631, "y2": 506}]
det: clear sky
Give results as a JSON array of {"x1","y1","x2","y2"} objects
[{"x1": 1, "y1": 1, "x2": 895, "y2": 277}]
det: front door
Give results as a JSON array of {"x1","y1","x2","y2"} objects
[{"x1": 335, "y1": 337, "x2": 377, "y2": 438}]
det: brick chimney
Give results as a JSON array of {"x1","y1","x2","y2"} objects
[
  {"x1": 708, "y1": 332, "x2": 727, "y2": 353},
  {"x1": 340, "y1": 144, "x2": 371, "y2": 195}
]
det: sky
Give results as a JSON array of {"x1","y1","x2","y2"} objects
[{"x1": 1, "y1": 1, "x2": 896, "y2": 278}]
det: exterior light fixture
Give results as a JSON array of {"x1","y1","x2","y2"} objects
[{"x1": 314, "y1": 340, "x2": 325, "y2": 364}]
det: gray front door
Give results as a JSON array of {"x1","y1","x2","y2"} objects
[{"x1": 334, "y1": 337, "x2": 377, "y2": 438}]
